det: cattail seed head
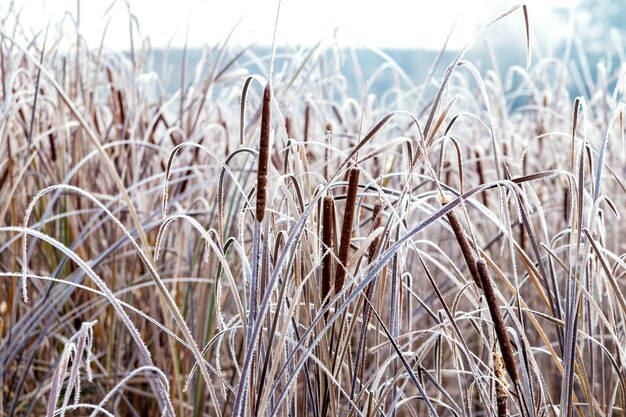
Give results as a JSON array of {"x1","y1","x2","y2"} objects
[
  {"x1": 335, "y1": 168, "x2": 360, "y2": 293},
  {"x1": 477, "y1": 258, "x2": 519, "y2": 386},
  {"x1": 256, "y1": 82, "x2": 272, "y2": 223},
  {"x1": 441, "y1": 197, "x2": 482, "y2": 289},
  {"x1": 321, "y1": 195, "x2": 335, "y2": 304},
  {"x1": 494, "y1": 352, "x2": 509, "y2": 417},
  {"x1": 304, "y1": 101, "x2": 311, "y2": 142},
  {"x1": 474, "y1": 146, "x2": 489, "y2": 207},
  {"x1": 369, "y1": 199, "x2": 384, "y2": 260},
  {"x1": 285, "y1": 115, "x2": 294, "y2": 139}
]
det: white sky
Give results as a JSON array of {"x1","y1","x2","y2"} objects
[{"x1": 10, "y1": 0, "x2": 576, "y2": 51}]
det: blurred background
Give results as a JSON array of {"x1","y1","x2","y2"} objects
[{"x1": 3, "y1": 0, "x2": 624, "y2": 96}]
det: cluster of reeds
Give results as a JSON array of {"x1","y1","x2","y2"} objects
[{"x1": 1, "y1": 3, "x2": 626, "y2": 417}]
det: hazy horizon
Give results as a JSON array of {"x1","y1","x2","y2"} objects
[{"x1": 9, "y1": 0, "x2": 579, "y2": 52}]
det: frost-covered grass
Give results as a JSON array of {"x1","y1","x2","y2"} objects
[{"x1": 1, "y1": 3, "x2": 626, "y2": 417}]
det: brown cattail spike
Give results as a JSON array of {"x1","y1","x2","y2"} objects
[
  {"x1": 321, "y1": 196, "x2": 335, "y2": 304},
  {"x1": 324, "y1": 124, "x2": 332, "y2": 181},
  {"x1": 441, "y1": 198, "x2": 482, "y2": 289},
  {"x1": 369, "y1": 199, "x2": 384, "y2": 260},
  {"x1": 256, "y1": 82, "x2": 272, "y2": 223},
  {"x1": 304, "y1": 101, "x2": 311, "y2": 142},
  {"x1": 494, "y1": 352, "x2": 509, "y2": 417},
  {"x1": 477, "y1": 258, "x2": 519, "y2": 386},
  {"x1": 335, "y1": 168, "x2": 360, "y2": 293},
  {"x1": 474, "y1": 147, "x2": 488, "y2": 207},
  {"x1": 285, "y1": 115, "x2": 294, "y2": 139}
]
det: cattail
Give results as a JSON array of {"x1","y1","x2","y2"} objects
[
  {"x1": 571, "y1": 97, "x2": 581, "y2": 172},
  {"x1": 494, "y1": 352, "x2": 509, "y2": 417},
  {"x1": 475, "y1": 147, "x2": 489, "y2": 207},
  {"x1": 519, "y1": 222, "x2": 526, "y2": 253},
  {"x1": 116, "y1": 88, "x2": 126, "y2": 128},
  {"x1": 562, "y1": 183, "x2": 569, "y2": 222},
  {"x1": 321, "y1": 195, "x2": 335, "y2": 304},
  {"x1": 48, "y1": 125, "x2": 57, "y2": 161},
  {"x1": 304, "y1": 101, "x2": 311, "y2": 142},
  {"x1": 441, "y1": 197, "x2": 482, "y2": 289},
  {"x1": 256, "y1": 82, "x2": 272, "y2": 223},
  {"x1": 106, "y1": 67, "x2": 126, "y2": 129},
  {"x1": 335, "y1": 168, "x2": 360, "y2": 293},
  {"x1": 331, "y1": 103, "x2": 343, "y2": 126},
  {"x1": 368, "y1": 199, "x2": 384, "y2": 260},
  {"x1": 285, "y1": 115, "x2": 294, "y2": 139},
  {"x1": 477, "y1": 258, "x2": 519, "y2": 386},
  {"x1": 324, "y1": 122, "x2": 333, "y2": 181}
]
